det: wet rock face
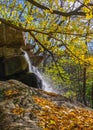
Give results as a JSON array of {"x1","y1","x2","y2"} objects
[
  {"x1": 1, "y1": 55, "x2": 43, "y2": 89},
  {"x1": 0, "y1": 55, "x2": 42, "y2": 89},
  {"x1": 0, "y1": 57, "x2": 4, "y2": 77},
  {"x1": 7, "y1": 72, "x2": 43, "y2": 89},
  {"x1": 16, "y1": 73, "x2": 42, "y2": 89}
]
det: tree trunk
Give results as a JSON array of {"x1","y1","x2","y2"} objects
[
  {"x1": 91, "y1": 83, "x2": 93, "y2": 109},
  {"x1": 82, "y1": 67, "x2": 87, "y2": 106}
]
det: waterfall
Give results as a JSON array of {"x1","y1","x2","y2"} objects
[
  {"x1": 24, "y1": 51, "x2": 55, "y2": 93},
  {"x1": 24, "y1": 51, "x2": 32, "y2": 72}
]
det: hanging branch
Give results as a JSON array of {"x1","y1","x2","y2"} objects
[
  {"x1": 0, "y1": 17, "x2": 93, "y2": 38},
  {"x1": 0, "y1": 17, "x2": 91, "y2": 66},
  {"x1": 30, "y1": 32, "x2": 66, "y2": 82},
  {"x1": 27, "y1": 0, "x2": 86, "y2": 16},
  {"x1": 19, "y1": 4, "x2": 27, "y2": 19},
  {"x1": 9, "y1": 0, "x2": 17, "y2": 17}
]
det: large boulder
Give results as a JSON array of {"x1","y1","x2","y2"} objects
[
  {"x1": 0, "y1": 55, "x2": 28, "y2": 78},
  {"x1": 0, "y1": 57, "x2": 4, "y2": 77},
  {"x1": 0, "y1": 23, "x2": 43, "y2": 89},
  {"x1": 17, "y1": 73, "x2": 42, "y2": 89},
  {"x1": 0, "y1": 23, "x2": 26, "y2": 58},
  {"x1": 0, "y1": 47, "x2": 24, "y2": 57},
  {"x1": 0, "y1": 80, "x2": 42, "y2": 130},
  {"x1": 0, "y1": 23, "x2": 25, "y2": 47},
  {"x1": 6, "y1": 72, "x2": 43, "y2": 89},
  {"x1": 0, "y1": 80, "x2": 92, "y2": 130}
]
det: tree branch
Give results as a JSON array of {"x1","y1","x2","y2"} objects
[
  {"x1": 0, "y1": 18, "x2": 93, "y2": 38},
  {"x1": 27, "y1": 0, "x2": 86, "y2": 16},
  {"x1": 30, "y1": 32, "x2": 66, "y2": 81}
]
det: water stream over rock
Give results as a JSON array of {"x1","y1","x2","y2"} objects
[{"x1": 24, "y1": 51, "x2": 56, "y2": 93}]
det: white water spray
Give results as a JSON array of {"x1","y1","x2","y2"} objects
[{"x1": 24, "y1": 51, "x2": 55, "y2": 93}]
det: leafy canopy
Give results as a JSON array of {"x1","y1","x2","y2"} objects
[{"x1": 0, "y1": 0, "x2": 93, "y2": 82}]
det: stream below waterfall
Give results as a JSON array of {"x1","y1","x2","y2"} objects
[{"x1": 24, "y1": 51, "x2": 57, "y2": 93}]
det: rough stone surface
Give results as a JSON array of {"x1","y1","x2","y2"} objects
[
  {"x1": 0, "y1": 55, "x2": 28, "y2": 77},
  {"x1": 0, "y1": 80, "x2": 42, "y2": 130},
  {"x1": 0, "y1": 23, "x2": 29, "y2": 78},
  {"x1": 0, "y1": 47, "x2": 24, "y2": 57},
  {"x1": 0, "y1": 80, "x2": 86, "y2": 130},
  {"x1": 4, "y1": 72, "x2": 43, "y2": 89},
  {"x1": 0, "y1": 23, "x2": 25, "y2": 47},
  {"x1": 16, "y1": 73, "x2": 42, "y2": 89}
]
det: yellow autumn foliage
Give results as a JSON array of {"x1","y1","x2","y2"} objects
[
  {"x1": 11, "y1": 107, "x2": 25, "y2": 115},
  {"x1": 33, "y1": 96, "x2": 93, "y2": 130},
  {"x1": 4, "y1": 90, "x2": 18, "y2": 97}
]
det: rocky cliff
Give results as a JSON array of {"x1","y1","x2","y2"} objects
[
  {"x1": 0, "y1": 23, "x2": 42, "y2": 88},
  {"x1": 0, "y1": 23, "x2": 43, "y2": 79},
  {"x1": 0, "y1": 23, "x2": 28, "y2": 78}
]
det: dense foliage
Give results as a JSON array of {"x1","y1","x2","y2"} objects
[{"x1": 0, "y1": 0, "x2": 93, "y2": 107}]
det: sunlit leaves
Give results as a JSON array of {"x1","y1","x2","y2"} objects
[
  {"x1": 84, "y1": 0, "x2": 90, "y2": 5},
  {"x1": 67, "y1": 40, "x2": 88, "y2": 64},
  {"x1": 17, "y1": 4, "x2": 23, "y2": 10},
  {"x1": 86, "y1": 13, "x2": 92, "y2": 19},
  {"x1": 24, "y1": 15, "x2": 34, "y2": 24},
  {"x1": 81, "y1": 0, "x2": 93, "y2": 19}
]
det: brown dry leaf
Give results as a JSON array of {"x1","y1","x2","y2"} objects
[
  {"x1": 11, "y1": 107, "x2": 25, "y2": 115},
  {"x1": 4, "y1": 89, "x2": 18, "y2": 97},
  {"x1": 33, "y1": 96, "x2": 93, "y2": 130}
]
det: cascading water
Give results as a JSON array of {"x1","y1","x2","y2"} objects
[{"x1": 24, "y1": 50, "x2": 55, "y2": 93}]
